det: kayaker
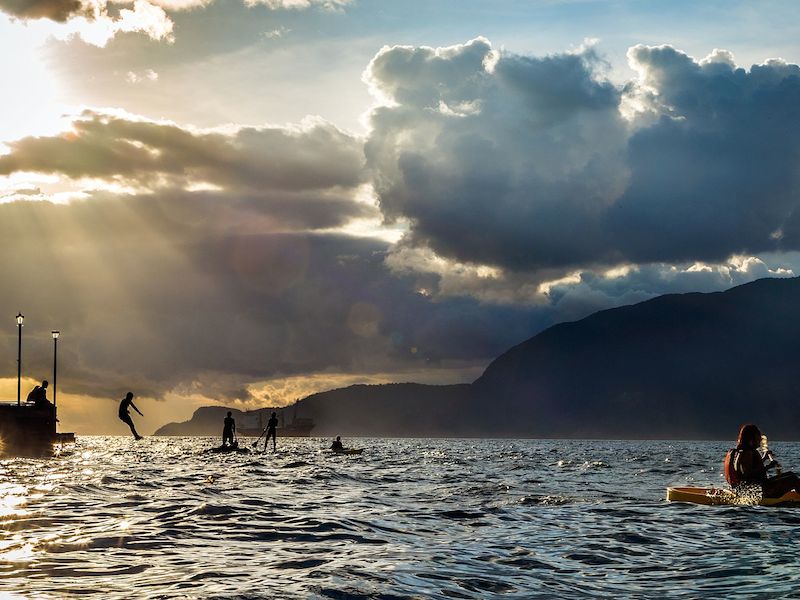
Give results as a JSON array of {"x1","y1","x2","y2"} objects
[
  {"x1": 263, "y1": 411, "x2": 278, "y2": 452},
  {"x1": 118, "y1": 392, "x2": 144, "y2": 440},
  {"x1": 724, "y1": 423, "x2": 800, "y2": 498},
  {"x1": 222, "y1": 411, "x2": 236, "y2": 447},
  {"x1": 330, "y1": 436, "x2": 344, "y2": 451}
]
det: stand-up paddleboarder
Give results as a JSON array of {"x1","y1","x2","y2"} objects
[
  {"x1": 263, "y1": 411, "x2": 278, "y2": 452},
  {"x1": 222, "y1": 411, "x2": 236, "y2": 447},
  {"x1": 119, "y1": 392, "x2": 144, "y2": 440}
]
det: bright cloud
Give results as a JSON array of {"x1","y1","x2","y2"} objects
[
  {"x1": 0, "y1": 111, "x2": 366, "y2": 194},
  {"x1": 126, "y1": 68, "x2": 159, "y2": 84},
  {"x1": 0, "y1": 0, "x2": 174, "y2": 45},
  {"x1": 365, "y1": 38, "x2": 800, "y2": 281}
]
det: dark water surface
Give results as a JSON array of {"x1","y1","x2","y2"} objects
[{"x1": 2, "y1": 437, "x2": 800, "y2": 599}]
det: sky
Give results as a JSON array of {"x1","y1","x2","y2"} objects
[{"x1": 1, "y1": 0, "x2": 800, "y2": 434}]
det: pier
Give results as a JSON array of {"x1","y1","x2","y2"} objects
[
  {"x1": 0, "y1": 403, "x2": 73, "y2": 456},
  {"x1": 1, "y1": 315, "x2": 74, "y2": 456}
]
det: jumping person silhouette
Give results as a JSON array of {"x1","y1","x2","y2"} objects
[{"x1": 118, "y1": 392, "x2": 144, "y2": 440}]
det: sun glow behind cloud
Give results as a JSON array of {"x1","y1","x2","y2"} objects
[{"x1": 0, "y1": 17, "x2": 69, "y2": 143}]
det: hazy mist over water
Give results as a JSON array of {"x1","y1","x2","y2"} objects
[{"x1": 2, "y1": 437, "x2": 800, "y2": 598}]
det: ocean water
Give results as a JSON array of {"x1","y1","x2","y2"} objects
[{"x1": 2, "y1": 437, "x2": 800, "y2": 599}]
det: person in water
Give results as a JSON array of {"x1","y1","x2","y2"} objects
[
  {"x1": 26, "y1": 380, "x2": 53, "y2": 409},
  {"x1": 724, "y1": 423, "x2": 800, "y2": 498},
  {"x1": 330, "y1": 436, "x2": 344, "y2": 451},
  {"x1": 118, "y1": 392, "x2": 144, "y2": 440},
  {"x1": 223, "y1": 411, "x2": 236, "y2": 447},
  {"x1": 264, "y1": 411, "x2": 278, "y2": 452}
]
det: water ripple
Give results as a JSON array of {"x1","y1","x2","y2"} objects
[{"x1": 2, "y1": 437, "x2": 800, "y2": 597}]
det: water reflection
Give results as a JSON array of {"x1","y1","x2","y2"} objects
[{"x1": 0, "y1": 438, "x2": 799, "y2": 597}]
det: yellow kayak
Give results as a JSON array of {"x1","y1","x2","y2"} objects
[{"x1": 666, "y1": 486, "x2": 800, "y2": 506}]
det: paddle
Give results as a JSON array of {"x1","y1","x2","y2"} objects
[{"x1": 251, "y1": 427, "x2": 268, "y2": 448}]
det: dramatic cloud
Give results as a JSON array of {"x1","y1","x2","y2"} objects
[
  {"x1": 0, "y1": 0, "x2": 85, "y2": 21},
  {"x1": 3, "y1": 36, "x2": 800, "y2": 423},
  {"x1": 0, "y1": 111, "x2": 365, "y2": 193},
  {"x1": 365, "y1": 38, "x2": 629, "y2": 272},
  {"x1": 0, "y1": 198, "x2": 536, "y2": 404},
  {"x1": 610, "y1": 45, "x2": 800, "y2": 263},
  {"x1": 365, "y1": 39, "x2": 800, "y2": 277},
  {"x1": 0, "y1": 0, "x2": 174, "y2": 45}
]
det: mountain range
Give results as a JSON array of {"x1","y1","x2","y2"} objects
[{"x1": 156, "y1": 277, "x2": 800, "y2": 439}]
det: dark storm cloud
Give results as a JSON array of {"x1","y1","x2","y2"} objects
[
  {"x1": 0, "y1": 111, "x2": 395, "y2": 403},
  {"x1": 0, "y1": 105, "x2": 539, "y2": 403},
  {"x1": 0, "y1": 0, "x2": 85, "y2": 21},
  {"x1": 365, "y1": 38, "x2": 628, "y2": 272},
  {"x1": 365, "y1": 39, "x2": 800, "y2": 273},
  {"x1": 609, "y1": 45, "x2": 800, "y2": 263},
  {"x1": 0, "y1": 111, "x2": 364, "y2": 192},
  {"x1": 0, "y1": 197, "x2": 537, "y2": 401}
]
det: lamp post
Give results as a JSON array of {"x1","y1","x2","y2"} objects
[
  {"x1": 52, "y1": 331, "x2": 60, "y2": 408},
  {"x1": 16, "y1": 313, "x2": 23, "y2": 406}
]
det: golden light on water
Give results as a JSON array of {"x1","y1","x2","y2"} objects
[
  {"x1": 0, "y1": 483, "x2": 34, "y2": 563},
  {"x1": 0, "y1": 484, "x2": 28, "y2": 518},
  {"x1": 0, "y1": 539, "x2": 35, "y2": 562}
]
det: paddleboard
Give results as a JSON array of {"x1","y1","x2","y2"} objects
[
  {"x1": 208, "y1": 445, "x2": 251, "y2": 454},
  {"x1": 332, "y1": 448, "x2": 363, "y2": 455},
  {"x1": 666, "y1": 486, "x2": 800, "y2": 506}
]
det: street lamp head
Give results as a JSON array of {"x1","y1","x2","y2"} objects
[
  {"x1": 52, "y1": 331, "x2": 60, "y2": 339},
  {"x1": 16, "y1": 313, "x2": 23, "y2": 326}
]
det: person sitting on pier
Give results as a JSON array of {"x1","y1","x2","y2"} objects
[
  {"x1": 26, "y1": 380, "x2": 53, "y2": 409},
  {"x1": 222, "y1": 411, "x2": 236, "y2": 447},
  {"x1": 330, "y1": 436, "x2": 344, "y2": 452}
]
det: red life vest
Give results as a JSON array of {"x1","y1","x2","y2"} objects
[{"x1": 724, "y1": 448, "x2": 742, "y2": 487}]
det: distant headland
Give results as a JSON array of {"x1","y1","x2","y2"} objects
[{"x1": 156, "y1": 277, "x2": 800, "y2": 440}]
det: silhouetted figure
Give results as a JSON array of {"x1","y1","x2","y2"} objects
[
  {"x1": 724, "y1": 423, "x2": 800, "y2": 498},
  {"x1": 119, "y1": 392, "x2": 144, "y2": 440},
  {"x1": 330, "y1": 436, "x2": 344, "y2": 451},
  {"x1": 26, "y1": 380, "x2": 53, "y2": 409},
  {"x1": 223, "y1": 411, "x2": 236, "y2": 447},
  {"x1": 264, "y1": 411, "x2": 278, "y2": 452}
]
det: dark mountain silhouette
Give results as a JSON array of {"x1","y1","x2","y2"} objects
[
  {"x1": 290, "y1": 383, "x2": 471, "y2": 437},
  {"x1": 156, "y1": 406, "x2": 249, "y2": 436},
  {"x1": 472, "y1": 276, "x2": 800, "y2": 439},
  {"x1": 156, "y1": 277, "x2": 800, "y2": 439},
  {"x1": 155, "y1": 405, "x2": 313, "y2": 436}
]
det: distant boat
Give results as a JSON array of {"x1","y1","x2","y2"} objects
[{"x1": 237, "y1": 407, "x2": 314, "y2": 437}]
